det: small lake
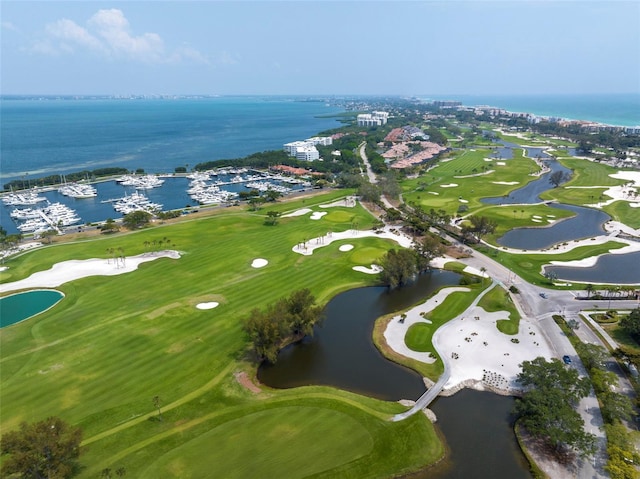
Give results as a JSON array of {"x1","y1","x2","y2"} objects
[
  {"x1": 496, "y1": 203, "x2": 609, "y2": 250},
  {"x1": 545, "y1": 250, "x2": 640, "y2": 285},
  {"x1": 482, "y1": 159, "x2": 571, "y2": 205},
  {"x1": 259, "y1": 270, "x2": 462, "y2": 401},
  {"x1": 0, "y1": 289, "x2": 64, "y2": 328},
  {"x1": 259, "y1": 272, "x2": 531, "y2": 478}
]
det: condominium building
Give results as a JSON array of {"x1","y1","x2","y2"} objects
[
  {"x1": 357, "y1": 111, "x2": 389, "y2": 127},
  {"x1": 283, "y1": 136, "x2": 331, "y2": 161}
]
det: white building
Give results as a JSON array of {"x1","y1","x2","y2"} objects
[
  {"x1": 307, "y1": 136, "x2": 333, "y2": 146},
  {"x1": 295, "y1": 146, "x2": 320, "y2": 161},
  {"x1": 284, "y1": 140, "x2": 312, "y2": 156},
  {"x1": 357, "y1": 111, "x2": 389, "y2": 127}
]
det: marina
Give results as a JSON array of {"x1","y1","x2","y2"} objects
[{"x1": 0, "y1": 168, "x2": 311, "y2": 235}]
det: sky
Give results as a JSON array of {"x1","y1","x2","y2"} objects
[{"x1": 1, "y1": 1, "x2": 639, "y2": 96}]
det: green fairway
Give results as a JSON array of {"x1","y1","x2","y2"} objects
[
  {"x1": 477, "y1": 285, "x2": 521, "y2": 334},
  {"x1": 0, "y1": 192, "x2": 444, "y2": 478}
]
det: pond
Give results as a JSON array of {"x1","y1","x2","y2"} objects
[
  {"x1": 0, "y1": 289, "x2": 64, "y2": 328},
  {"x1": 482, "y1": 159, "x2": 572, "y2": 205},
  {"x1": 259, "y1": 270, "x2": 462, "y2": 401},
  {"x1": 259, "y1": 273, "x2": 532, "y2": 478},
  {"x1": 496, "y1": 203, "x2": 610, "y2": 250},
  {"x1": 545, "y1": 250, "x2": 640, "y2": 285}
]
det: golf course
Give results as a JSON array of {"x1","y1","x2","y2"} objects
[{"x1": 0, "y1": 190, "x2": 445, "y2": 478}]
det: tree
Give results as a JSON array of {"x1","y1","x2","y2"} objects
[
  {"x1": 357, "y1": 182, "x2": 381, "y2": 203},
  {"x1": 40, "y1": 229, "x2": 58, "y2": 244},
  {"x1": 462, "y1": 215, "x2": 497, "y2": 243},
  {"x1": 585, "y1": 283, "x2": 594, "y2": 298},
  {"x1": 152, "y1": 396, "x2": 163, "y2": 422},
  {"x1": 575, "y1": 343, "x2": 608, "y2": 370},
  {"x1": 619, "y1": 308, "x2": 640, "y2": 341},
  {"x1": 264, "y1": 211, "x2": 281, "y2": 226},
  {"x1": 100, "y1": 218, "x2": 119, "y2": 234},
  {"x1": 242, "y1": 289, "x2": 323, "y2": 364},
  {"x1": 1, "y1": 416, "x2": 82, "y2": 479},
  {"x1": 414, "y1": 233, "x2": 446, "y2": 272},
  {"x1": 380, "y1": 249, "x2": 419, "y2": 289},
  {"x1": 549, "y1": 170, "x2": 570, "y2": 188},
  {"x1": 515, "y1": 357, "x2": 595, "y2": 456},
  {"x1": 122, "y1": 210, "x2": 152, "y2": 230},
  {"x1": 264, "y1": 189, "x2": 282, "y2": 202}
]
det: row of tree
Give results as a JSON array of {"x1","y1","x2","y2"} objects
[{"x1": 243, "y1": 289, "x2": 323, "y2": 363}]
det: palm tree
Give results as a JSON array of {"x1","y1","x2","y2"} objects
[{"x1": 585, "y1": 283, "x2": 594, "y2": 298}]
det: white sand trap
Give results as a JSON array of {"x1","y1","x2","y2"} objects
[
  {"x1": 531, "y1": 219, "x2": 542, "y2": 223},
  {"x1": 546, "y1": 215, "x2": 556, "y2": 218},
  {"x1": 319, "y1": 197, "x2": 356, "y2": 208},
  {"x1": 440, "y1": 183, "x2": 458, "y2": 188},
  {"x1": 463, "y1": 266, "x2": 489, "y2": 278},
  {"x1": 428, "y1": 191, "x2": 440, "y2": 195},
  {"x1": 196, "y1": 302, "x2": 219, "y2": 310},
  {"x1": 339, "y1": 244, "x2": 354, "y2": 252},
  {"x1": 532, "y1": 215, "x2": 542, "y2": 219},
  {"x1": 484, "y1": 158, "x2": 494, "y2": 162},
  {"x1": 310, "y1": 212, "x2": 327, "y2": 220},
  {"x1": 0, "y1": 251, "x2": 181, "y2": 294},
  {"x1": 459, "y1": 199, "x2": 469, "y2": 203},
  {"x1": 0, "y1": 266, "x2": 8, "y2": 272},
  {"x1": 497, "y1": 162, "x2": 506, "y2": 166},
  {"x1": 610, "y1": 171, "x2": 640, "y2": 184},
  {"x1": 492, "y1": 181, "x2": 519, "y2": 185},
  {"x1": 353, "y1": 264, "x2": 382, "y2": 274},
  {"x1": 631, "y1": 203, "x2": 640, "y2": 208},
  {"x1": 282, "y1": 208, "x2": 312, "y2": 218},
  {"x1": 251, "y1": 258, "x2": 268, "y2": 268},
  {"x1": 547, "y1": 219, "x2": 555, "y2": 223}
]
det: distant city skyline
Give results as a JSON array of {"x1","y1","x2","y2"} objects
[{"x1": 2, "y1": 1, "x2": 638, "y2": 96}]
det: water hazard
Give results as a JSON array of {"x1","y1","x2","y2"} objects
[
  {"x1": 0, "y1": 289, "x2": 64, "y2": 328},
  {"x1": 259, "y1": 270, "x2": 462, "y2": 401},
  {"x1": 259, "y1": 272, "x2": 532, "y2": 478}
]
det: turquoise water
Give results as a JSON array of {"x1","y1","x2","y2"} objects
[
  {"x1": 425, "y1": 93, "x2": 640, "y2": 127},
  {"x1": 0, "y1": 290, "x2": 64, "y2": 328}
]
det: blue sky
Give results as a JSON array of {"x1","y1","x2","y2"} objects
[{"x1": 1, "y1": 1, "x2": 638, "y2": 95}]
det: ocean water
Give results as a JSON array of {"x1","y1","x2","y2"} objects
[
  {"x1": 425, "y1": 93, "x2": 640, "y2": 127},
  {"x1": 0, "y1": 96, "x2": 344, "y2": 185}
]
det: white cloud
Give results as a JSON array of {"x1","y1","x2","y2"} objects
[
  {"x1": 30, "y1": 9, "x2": 207, "y2": 65},
  {"x1": 2, "y1": 21, "x2": 20, "y2": 33}
]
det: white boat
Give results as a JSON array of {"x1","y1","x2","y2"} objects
[
  {"x1": 58, "y1": 183, "x2": 97, "y2": 198},
  {"x1": 2, "y1": 191, "x2": 48, "y2": 206}
]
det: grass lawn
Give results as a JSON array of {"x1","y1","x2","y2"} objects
[
  {"x1": 477, "y1": 285, "x2": 521, "y2": 335},
  {"x1": 402, "y1": 147, "x2": 540, "y2": 219},
  {"x1": 0, "y1": 191, "x2": 444, "y2": 478}
]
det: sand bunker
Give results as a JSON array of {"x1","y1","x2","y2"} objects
[
  {"x1": 251, "y1": 258, "x2": 268, "y2": 268},
  {"x1": 459, "y1": 199, "x2": 468, "y2": 203},
  {"x1": 319, "y1": 197, "x2": 356, "y2": 208},
  {"x1": 353, "y1": 265, "x2": 382, "y2": 274},
  {"x1": 428, "y1": 191, "x2": 440, "y2": 195},
  {"x1": 440, "y1": 183, "x2": 458, "y2": 188},
  {"x1": 196, "y1": 302, "x2": 219, "y2": 310},
  {"x1": 532, "y1": 219, "x2": 542, "y2": 223},
  {"x1": 282, "y1": 208, "x2": 312, "y2": 218},
  {"x1": 492, "y1": 181, "x2": 519, "y2": 185},
  {"x1": 0, "y1": 251, "x2": 181, "y2": 294},
  {"x1": 496, "y1": 162, "x2": 506, "y2": 166},
  {"x1": 310, "y1": 212, "x2": 327, "y2": 220},
  {"x1": 339, "y1": 244, "x2": 354, "y2": 252}
]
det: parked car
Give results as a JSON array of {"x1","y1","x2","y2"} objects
[
  {"x1": 562, "y1": 355, "x2": 572, "y2": 364},
  {"x1": 539, "y1": 292, "x2": 547, "y2": 299}
]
